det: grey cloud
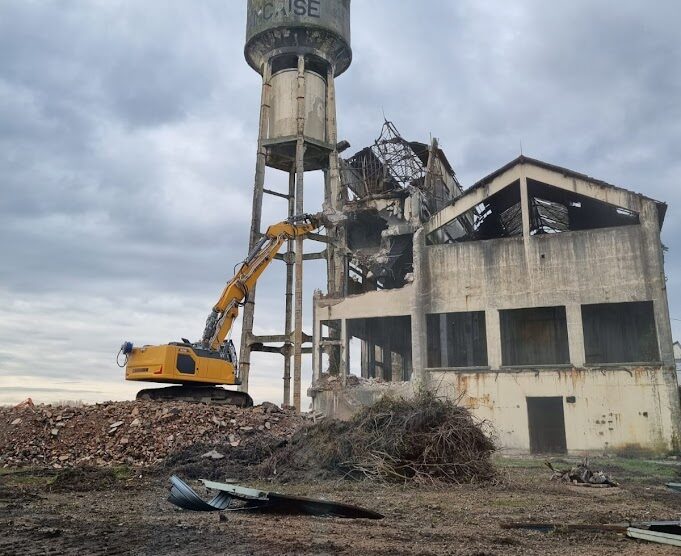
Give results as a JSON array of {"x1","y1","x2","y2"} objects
[{"x1": 2, "y1": 1, "x2": 680, "y2": 404}]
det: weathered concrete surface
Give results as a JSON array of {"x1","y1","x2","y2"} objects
[
  {"x1": 425, "y1": 226, "x2": 656, "y2": 318},
  {"x1": 429, "y1": 367, "x2": 679, "y2": 455},
  {"x1": 315, "y1": 285, "x2": 412, "y2": 320}
]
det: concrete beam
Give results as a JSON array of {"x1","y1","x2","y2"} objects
[{"x1": 524, "y1": 165, "x2": 644, "y2": 214}]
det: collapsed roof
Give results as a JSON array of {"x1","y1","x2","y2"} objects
[
  {"x1": 339, "y1": 121, "x2": 467, "y2": 290},
  {"x1": 425, "y1": 155, "x2": 666, "y2": 244}
]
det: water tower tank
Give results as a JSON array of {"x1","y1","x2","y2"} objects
[
  {"x1": 245, "y1": 0, "x2": 352, "y2": 76},
  {"x1": 245, "y1": 0, "x2": 351, "y2": 164}
]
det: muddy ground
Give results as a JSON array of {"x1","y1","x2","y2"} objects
[{"x1": 0, "y1": 456, "x2": 679, "y2": 555}]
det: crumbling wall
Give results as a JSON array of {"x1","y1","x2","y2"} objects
[
  {"x1": 318, "y1": 121, "x2": 467, "y2": 380},
  {"x1": 336, "y1": 121, "x2": 465, "y2": 293}
]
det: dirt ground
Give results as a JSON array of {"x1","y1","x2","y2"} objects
[{"x1": 1, "y1": 456, "x2": 679, "y2": 555}]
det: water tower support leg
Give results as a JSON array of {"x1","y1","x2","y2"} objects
[{"x1": 239, "y1": 61, "x2": 271, "y2": 393}]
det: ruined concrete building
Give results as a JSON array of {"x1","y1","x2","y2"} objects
[{"x1": 311, "y1": 123, "x2": 680, "y2": 455}]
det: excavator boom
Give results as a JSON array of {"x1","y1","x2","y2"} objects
[
  {"x1": 201, "y1": 214, "x2": 318, "y2": 352},
  {"x1": 120, "y1": 213, "x2": 320, "y2": 404}
]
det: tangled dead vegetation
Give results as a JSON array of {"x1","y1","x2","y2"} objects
[{"x1": 267, "y1": 391, "x2": 496, "y2": 484}]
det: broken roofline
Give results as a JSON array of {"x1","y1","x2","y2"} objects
[{"x1": 425, "y1": 155, "x2": 667, "y2": 236}]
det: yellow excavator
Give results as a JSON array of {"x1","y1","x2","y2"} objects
[{"x1": 118, "y1": 214, "x2": 320, "y2": 406}]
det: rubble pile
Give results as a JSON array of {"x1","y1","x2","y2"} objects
[
  {"x1": 0, "y1": 401, "x2": 303, "y2": 468},
  {"x1": 311, "y1": 372, "x2": 404, "y2": 392}
]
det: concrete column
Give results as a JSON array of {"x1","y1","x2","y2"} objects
[
  {"x1": 312, "y1": 291, "x2": 321, "y2": 383},
  {"x1": 375, "y1": 344, "x2": 384, "y2": 380},
  {"x1": 360, "y1": 340, "x2": 369, "y2": 378},
  {"x1": 324, "y1": 66, "x2": 347, "y2": 299},
  {"x1": 391, "y1": 352, "x2": 403, "y2": 382},
  {"x1": 239, "y1": 60, "x2": 272, "y2": 392},
  {"x1": 411, "y1": 228, "x2": 429, "y2": 383},
  {"x1": 639, "y1": 199, "x2": 681, "y2": 449},
  {"x1": 283, "y1": 169, "x2": 296, "y2": 406},
  {"x1": 485, "y1": 309, "x2": 502, "y2": 369},
  {"x1": 519, "y1": 163, "x2": 537, "y2": 303},
  {"x1": 292, "y1": 54, "x2": 307, "y2": 412},
  {"x1": 340, "y1": 318, "x2": 349, "y2": 384},
  {"x1": 565, "y1": 304, "x2": 586, "y2": 367},
  {"x1": 520, "y1": 164, "x2": 531, "y2": 240},
  {"x1": 640, "y1": 199, "x2": 675, "y2": 365},
  {"x1": 439, "y1": 314, "x2": 449, "y2": 367}
]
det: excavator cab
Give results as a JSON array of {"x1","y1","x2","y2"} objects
[{"x1": 122, "y1": 340, "x2": 249, "y2": 405}]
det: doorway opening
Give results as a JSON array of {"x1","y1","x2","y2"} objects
[{"x1": 526, "y1": 397, "x2": 567, "y2": 454}]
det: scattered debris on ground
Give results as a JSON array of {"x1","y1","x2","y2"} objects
[
  {"x1": 1, "y1": 460, "x2": 677, "y2": 555},
  {"x1": 168, "y1": 476, "x2": 384, "y2": 519},
  {"x1": 502, "y1": 520, "x2": 681, "y2": 547},
  {"x1": 266, "y1": 391, "x2": 496, "y2": 484},
  {"x1": 546, "y1": 457, "x2": 618, "y2": 487},
  {"x1": 162, "y1": 433, "x2": 286, "y2": 480},
  {"x1": 627, "y1": 526, "x2": 681, "y2": 547},
  {"x1": 501, "y1": 520, "x2": 681, "y2": 534},
  {"x1": 666, "y1": 482, "x2": 681, "y2": 492},
  {"x1": 0, "y1": 400, "x2": 302, "y2": 468}
]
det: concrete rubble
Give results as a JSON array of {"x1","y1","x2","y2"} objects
[{"x1": 0, "y1": 401, "x2": 303, "y2": 468}]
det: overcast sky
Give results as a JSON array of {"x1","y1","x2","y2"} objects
[{"x1": 1, "y1": 1, "x2": 680, "y2": 406}]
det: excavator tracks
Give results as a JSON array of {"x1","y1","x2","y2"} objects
[{"x1": 135, "y1": 385, "x2": 253, "y2": 407}]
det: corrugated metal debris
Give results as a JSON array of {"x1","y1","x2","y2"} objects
[
  {"x1": 626, "y1": 527, "x2": 681, "y2": 547},
  {"x1": 168, "y1": 476, "x2": 384, "y2": 519}
]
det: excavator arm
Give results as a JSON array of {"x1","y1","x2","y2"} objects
[
  {"x1": 120, "y1": 212, "x2": 320, "y2": 404},
  {"x1": 201, "y1": 213, "x2": 319, "y2": 352}
]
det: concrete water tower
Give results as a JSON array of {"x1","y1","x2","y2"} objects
[{"x1": 240, "y1": 0, "x2": 352, "y2": 411}]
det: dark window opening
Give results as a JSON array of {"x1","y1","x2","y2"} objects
[
  {"x1": 527, "y1": 397, "x2": 567, "y2": 454},
  {"x1": 347, "y1": 211, "x2": 387, "y2": 250},
  {"x1": 270, "y1": 54, "x2": 298, "y2": 74},
  {"x1": 582, "y1": 301, "x2": 659, "y2": 364},
  {"x1": 270, "y1": 53, "x2": 329, "y2": 77},
  {"x1": 426, "y1": 311, "x2": 488, "y2": 367},
  {"x1": 176, "y1": 353, "x2": 196, "y2": 374},
  {"x1": 501, "y1": 306, "x2": 570, "y2": 366},
  {"x1": 346, "y1": 210, "x2": 413, "y2": 292},
  {"x1": 455, "y1": 181, "x2": 522, "y2": 242},
  {"x1": 303, "y1": 54, "x2": 329, "y2": 78},
  {"x1": 428, "y1": 176, "x2": 643, "y2": 245},
  {"x1": 347, "y1": 316, "x2": 412, "y2": 381},
  {"x1": 527, "y1": 179, "x2": 639, "y2": 234}
]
